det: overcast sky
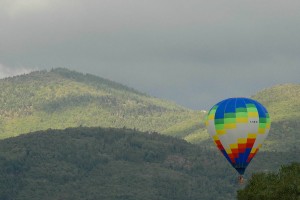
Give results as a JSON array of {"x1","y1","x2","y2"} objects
[{"x1": 1, "y1": 0, "x2": 299, "y2": 109}]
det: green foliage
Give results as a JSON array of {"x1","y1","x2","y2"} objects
[
  {"x1": 251, "y1": 84, "x2": 300, "y2": 152},
  {"x1": 0, "y1": 68, "x2": 205, "y2": 140},
  {"x1": 185, "y1": 83, "x2": 300, "y2": 151},
  {"x1": 237, "y1": 163, "x2": 300, "y2": 200},
  {"x1": 0, "y1": 127, "x2": 298, "y2": 200},
  {"x1": 0, "y1": 69, "x2": 299, "y2": 153},
  {"x1": 252, "y1": 83, "x2": 300, "y2": 122}
]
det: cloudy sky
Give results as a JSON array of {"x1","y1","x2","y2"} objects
[{"x1": 1, "y1": 0, "x2": 299, "y2": 109}]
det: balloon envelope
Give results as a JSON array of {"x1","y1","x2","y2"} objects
[{"x1": 205, "y1": 97, "x2": 271, "y2": 175}]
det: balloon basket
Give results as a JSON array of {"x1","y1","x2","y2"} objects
[{"x1": 238, "y1": 175, "x2": 244, "y2": 184}]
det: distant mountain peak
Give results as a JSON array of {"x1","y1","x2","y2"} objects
[
  {"x1": 0, "y1": 67, "x2": 202, "y2": 140},
  {"x1": 47, "y1": 68, "x2": 146, "y2": 95}
]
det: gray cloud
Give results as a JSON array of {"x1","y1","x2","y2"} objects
[
  {"x1": 1, "y1": 0, "x2": 300, "y2": 109},
  {"x1": 0, "y1": 63, "x2": 34, "y2": 78}
]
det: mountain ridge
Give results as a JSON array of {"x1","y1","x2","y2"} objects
[
  {"x1": 0, "y1": 68, "x2": 299, "y2": 152},
  {"x1": 0, "y1": 68, "x2": 205, "y2": 139},
  {"x1": 250, "y1": 83, "x2": 300, "y2": 152}
]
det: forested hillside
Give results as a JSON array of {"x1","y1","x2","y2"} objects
[
  {"x1": 0, "y1": 68, "x2": 206, "y2": 140},
  {"x1": 0, "y1": 127, "x2": 298, "y2": 200},
  {"x1": 253, "y1": 84, "x2": 300, "y2": 121},
  {"x1": 191, "y1": 83, "x2": 300, "y2": 153},
  {"x1": 0, "y1": 69, "x2": 299, "y2": 152},
  {"x1": 250, "y1": 84, "x2": 300, "y2": 152},
  {"x1": 0, "y1": 69, "x2": 299, "y2": 199}
]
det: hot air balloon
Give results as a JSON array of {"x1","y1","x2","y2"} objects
[{"x1": 205, "y1": 97, "x2": 271, "y2": 183}]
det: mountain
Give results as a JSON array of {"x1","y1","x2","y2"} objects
[
  {"x1": 0, "y1": 68, "x2": 299, "y2": 152},
  {"x1": 0, "y1": 127, "x2": 298, "y2": 200},
  {"x1": 251, "y1": 84, "x2": 300, "y2": 152},
  {"x1": 252, "y1": 83, "x2": 300, "y2": 122},
  {"x1": 0, "y1": 69, "x2": 299, "y2": 199},
  {"x1": 190, "y1": 83, "x2": 300, "y2": 153},
  {"x1": 0, "y1": 68, "x2": 206, "y2": 140}
]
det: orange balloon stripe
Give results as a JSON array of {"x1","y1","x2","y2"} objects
[{"x1": 247, "y1": 149, "x2": 259, "y2": 163}]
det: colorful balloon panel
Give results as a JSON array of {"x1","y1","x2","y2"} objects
[{"x1": 205, "y1": 98, "x2": 271, "y2": 175}]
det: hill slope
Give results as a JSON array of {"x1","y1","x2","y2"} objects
[
  {"x1": 252, "y1": 83, "x2": 300, "y2": 122},
  {"x1": 0, "y1": 127, "x2": 298, "y2": 200},
  {"x1": 190, "y1": 84, "x2": 300, "y2": 152},
  {"x1": 251, "y1": 84, "x2": 300, "y2": 152},
  {"x1": 0, "y1": 69, "x2": 299, "y2": 152},
  {"x1": 0, "y1": 68, "x2": 206, "y2": 139}
]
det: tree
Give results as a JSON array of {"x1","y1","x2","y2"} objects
[{"x1": 237, "y1": 163, "x2": 300, "y2": 200}]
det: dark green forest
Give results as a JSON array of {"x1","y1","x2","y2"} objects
[
  {"x1": 0, "y1": 127, "x2": 298, "y2": 200},
  {"x1": 238, "y1": 163, "x2": 300, "y2": 200}
]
